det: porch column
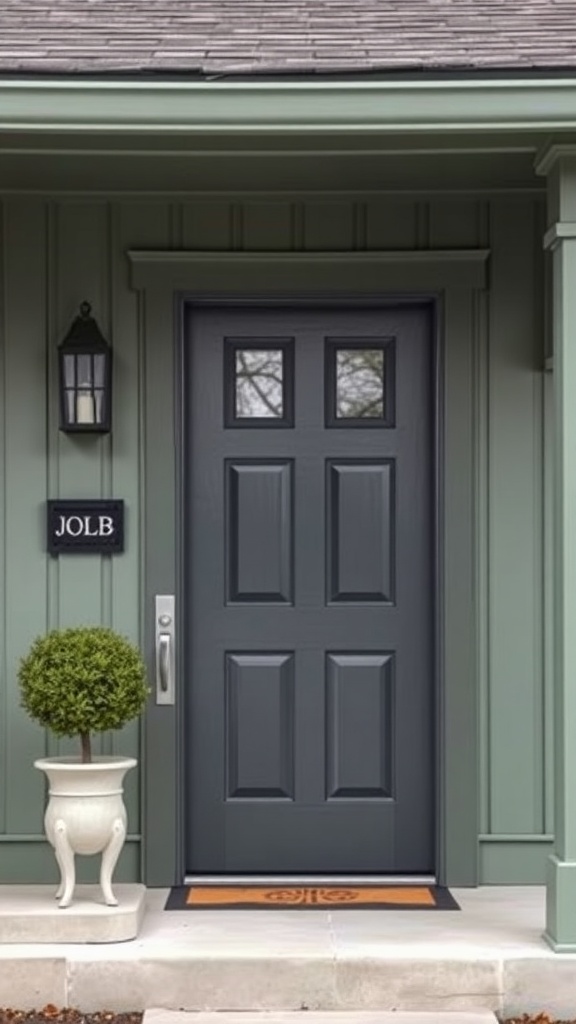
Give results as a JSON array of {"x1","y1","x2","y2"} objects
[{"x1": 537, "y1": 146, "x2": 576, "y2": 951}]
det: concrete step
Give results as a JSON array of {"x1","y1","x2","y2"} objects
[
  {"x1": 0, "y1": 884, "x2": 146, "y2": 943},
  {"x1": 63, "y1": 954, "x2": 505, "y2": 1014},
  {"x1": 0, "y1": 887, "x2": 561, "y2": 1017},
  {"x1": 143, "y1": 1014, "x2": 498, "y2": 1024}
]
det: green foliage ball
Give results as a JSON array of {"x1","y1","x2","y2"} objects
[{"x1": 18, "y1": 626, "x2": 149, "y2": 739}]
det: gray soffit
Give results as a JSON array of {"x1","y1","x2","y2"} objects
[{"x1": 2, "y1": 1, "x2": 576, "y2": 76}]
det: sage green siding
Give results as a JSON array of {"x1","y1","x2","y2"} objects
[{"x1": 0, "y1": 192, "x2": 548, "y2": 883}]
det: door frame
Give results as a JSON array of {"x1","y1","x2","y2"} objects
[{"x1": 128, "y1": 248, "x2": 489, "y2": 887}]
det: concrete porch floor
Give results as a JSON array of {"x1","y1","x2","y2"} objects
[{"x1": 0, "y1": 886, "x2": 573, "y2": 1018}]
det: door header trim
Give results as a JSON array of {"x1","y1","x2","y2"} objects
[{"x1": 128, "y1": 249, "x2": 490, "y2": 293}]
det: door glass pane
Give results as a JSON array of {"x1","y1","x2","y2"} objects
[
  {"x1": 235, "y1": 349, "x2": 284, "y2": 419},
  {"x1": 336, "y1": 349, "x2": 385, "y2": 419}
]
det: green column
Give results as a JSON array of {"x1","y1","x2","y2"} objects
[{"x1": 537, "y1": 146, "x2": 576, "y2": 951}]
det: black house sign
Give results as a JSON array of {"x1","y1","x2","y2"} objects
[{"x1": 47, "y1": 500, "x2": 124, "y2": 555}]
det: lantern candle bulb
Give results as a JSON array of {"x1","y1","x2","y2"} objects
[{"x1": 76, "y1": 387, "x2": 95, "y2": 425}]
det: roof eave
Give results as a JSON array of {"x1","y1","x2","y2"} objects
[{"x1": 2, "y1": 75, "x2": 576, "y2": 134}]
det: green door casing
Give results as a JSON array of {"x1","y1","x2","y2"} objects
[{"x1": 184, "y1": 305, "x2": 434, "y2": 874}]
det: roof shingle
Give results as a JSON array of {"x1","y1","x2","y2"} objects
[{"x1": 1, "y1": 0, "x2": 576, "y2": 75}]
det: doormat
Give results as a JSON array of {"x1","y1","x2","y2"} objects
[{"x1": 165, "y1": 884, "x2": 460, "y2": 910}]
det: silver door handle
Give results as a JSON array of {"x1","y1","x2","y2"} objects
[
  {"x1": 155, "y1": 595, "x2": 175, "y2": 705},
  {"x1": 159, "y1": 633, "x2": 171, "y2": 693}
]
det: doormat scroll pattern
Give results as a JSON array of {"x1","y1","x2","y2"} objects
[{"x1": 165, "y1": 884, "x2": 460, "y2": 910}]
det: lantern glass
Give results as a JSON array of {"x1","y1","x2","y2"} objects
[
  {"x1": 94, "y1": 353, "x2": 106, "y2": 387},
  {"x1": 63, "y1": 354, "x2": 76, "y2": 387},
  {"x1": 58, "y1": 304, "x2": 111, "y2": 433},
  {"x1": 77, "y1": 353, "x2": 93, "y2": 386}
]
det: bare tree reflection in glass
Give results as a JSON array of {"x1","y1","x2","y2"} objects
[
  {"x1": 336, "y1": 349, "x2": 385, "y2": 419},
  {"x1": 235, "y1": 349, "x2": 284, "y2": 418}
]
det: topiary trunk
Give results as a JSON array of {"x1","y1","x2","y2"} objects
[{"x1": 81, "y1": 732, "x2": 92, "y2": 763}]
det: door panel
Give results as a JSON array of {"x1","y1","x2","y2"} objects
[
  {"x1": 185, "y1": 305, "x2": 434, "y2": 873},
  {"x1": 226, "y1": 652, "x2": 295, "y2": 799},
  {"x1": 327, "y1": 460, "x2": 394, "y2": 602},
  {"x1": 326, "y1": 652, "x2": 394, "y2": 799},
  {"x1": 226, "y1": 460, "x2": 294, "y2": 604}
]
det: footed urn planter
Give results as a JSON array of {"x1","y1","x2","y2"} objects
[{"x1": 35, "y1": 755, "x2": 136, "y2": 909}]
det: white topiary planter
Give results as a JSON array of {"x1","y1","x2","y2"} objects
[{"x1": 35, "y1": 755, "x2": 137, "y2": 909}]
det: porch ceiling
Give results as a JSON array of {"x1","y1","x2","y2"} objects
[
  {"x1": 2, "y1": 78, "x2": 575, "y2": 192},
  {"x1": 0, "y1": 143, "x2": 545, "y2": 194},
  {"x1": 0, "y1": 127, "x2": 561, "y2": 193}
]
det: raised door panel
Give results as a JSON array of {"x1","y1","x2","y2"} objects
[{"x1": 226, "y1": 653, "x2": 295, "y2": 799}]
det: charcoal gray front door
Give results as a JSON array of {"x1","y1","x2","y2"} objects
[{"x1": 185, "y1": 305, "x2": 434, "y2": 873}]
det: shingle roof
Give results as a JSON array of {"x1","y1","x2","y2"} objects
[{"x1": 1, "y1": 0, "x2": 576, "y2": 75}]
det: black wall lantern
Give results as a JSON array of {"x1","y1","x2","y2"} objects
[{"x1": 58, "y1": 302, "x2": 111, "y2": 433}]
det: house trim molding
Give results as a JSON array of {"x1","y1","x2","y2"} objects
[
  {"x1": 3, "y1": 77, "x2": 576, "y2": 134},
  {"x1": 543, "y1": 223, "x2": 576, "y2": 249},
  {"x1": 128, "y1": 249, "x2": 490, "y2": 292},
  {"x1": 128, "y1": 248, "x2": 489, "y2": 887}
]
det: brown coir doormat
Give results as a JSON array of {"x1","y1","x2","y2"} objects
[{"x1": 165, "y1": 884, "x2": 460, "y2": 910}]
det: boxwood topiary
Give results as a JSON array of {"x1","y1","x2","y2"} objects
[{"x1": 18, "y1": 626, "x2": 150, "y2": 763}]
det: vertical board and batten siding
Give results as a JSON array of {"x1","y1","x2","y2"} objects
[{"x1": 0, "y1": 193, "x2": 548, "y2": 883}]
